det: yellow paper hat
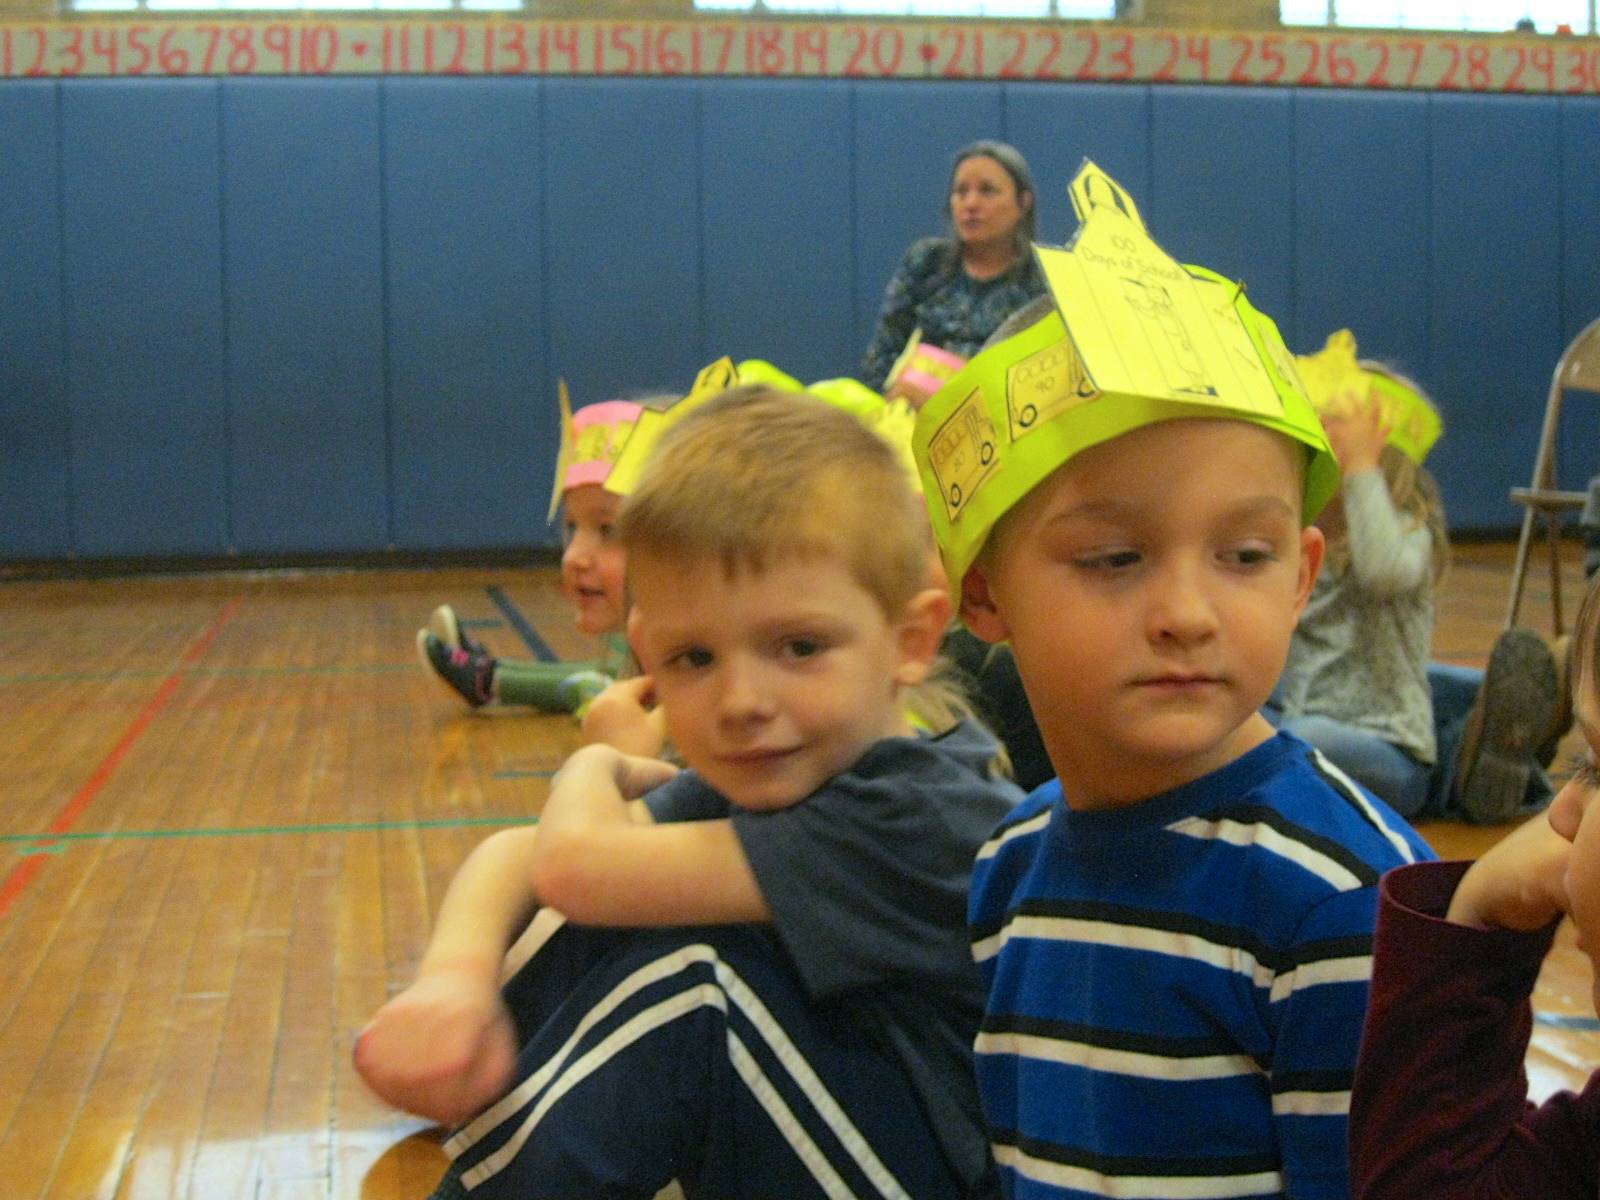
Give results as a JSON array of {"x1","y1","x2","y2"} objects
[
  {"x1": 884, "y1": 329, "x2": 967, "y2": 398},
  {"x1": 546, "y1": 360, "x2": 740, "y2": 522},
  {"x1": 545, "y1": 381, "x2": 645, "y2": 523},
  {"x1": 602, "y1": 357, "x2": 741, "y2": 498},
  {"x1": 736, "y1": 359, "x2": 922, "y2": 487},
  {"x1": 912, "y1": 159, "x2": 1340, "y2": 592},
  {"x1": 1294, "y1": 329, "x2": 1442, "y2": 464}
]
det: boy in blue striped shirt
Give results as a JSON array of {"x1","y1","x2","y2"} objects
[{"x1": 910, "y1": 165, "x2": 1434, "y2": 1200}]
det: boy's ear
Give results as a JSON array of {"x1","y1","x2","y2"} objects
[
  {"x1": 958, "y1": 562, "x2": 1010, "y2": 645},
  {"x1": 1295, "y1": 524, "x2": 1325, "y2": 617},
  {"x1": 625, "y1": 606, "x2": 647, "y2": 666},
  {"x1": 894, "y1": 587, "x2": 953, "y2": 687}
]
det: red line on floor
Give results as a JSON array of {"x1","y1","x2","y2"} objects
[{"x1": 0, "y1": 598, "x2": 242, "y2": 919}]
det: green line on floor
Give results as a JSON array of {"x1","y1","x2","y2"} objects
[{"x1": 3, "y1": 815, "x2": 534, "y2": 847}]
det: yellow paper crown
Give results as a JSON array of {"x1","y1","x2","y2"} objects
[
  {"x1": 911, "y1": 159, "x2": 1340, "y2": 592},
  {"x1": 1294, "y1": 329, "x2": 1442, "y2": 464},
  {"x1": 546, "y1": 359, "x2": 740, "y2": 523},
  {"x1": 736, "y1": 359, "x2": 922, "y2": 487},
  {"x1": 545, "y1": 381, "x2": 647, "y2": 523},
  {"x1": 602, "y1": 357, "x2": 741, "y2": 498},
  {"x1": 884, "y1": 329, "x2": 967, "y2": 397}
]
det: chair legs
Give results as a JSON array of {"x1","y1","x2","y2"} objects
[{"x1": 1546, "y1": 513, "x2": 1566, "y2": 636}]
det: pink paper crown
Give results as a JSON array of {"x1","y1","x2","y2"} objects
[
  {"x1": 897, "y1": 343, "x2": 967, "y2": 397},
  {"x1": 564, "y1": 399, "x2": 645, "y2": 491}
]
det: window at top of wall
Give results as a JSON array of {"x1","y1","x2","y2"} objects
[
  {"x1": 695, "y1": 1, "x2": 1117, "y2": 16},
  {"x1": 1281, "y1": 0, "x2": 1593, "y2": 32}
]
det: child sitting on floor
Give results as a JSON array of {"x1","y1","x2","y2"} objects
[
  {"x1": 356, "y1": 386, "x2": 1021, "y2": 1199},
  {"x1": 1276, "y1": 335, "x2": 1560, "y2": 822},
  {"x1": 416, "y1": 395, "x2": 648, "y2": 719}
]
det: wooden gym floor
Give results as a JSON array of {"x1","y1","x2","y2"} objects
[{"x1": 1, "y1": 542, "x2": 1595, "y2": 1198}]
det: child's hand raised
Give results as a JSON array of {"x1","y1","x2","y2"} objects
[
  {"x1": 353, "y1": 963, "x2": 518, "y2": 1127},
  {"x1": 1445, "y1": 811, "x2": 1573, "y2": 932},
  {"x1": 581, "y1": 675, "x2": 668, "y2": 759},
  {"x1": 1321, "y1": 386, "x2": 1391, "y2": 476}
]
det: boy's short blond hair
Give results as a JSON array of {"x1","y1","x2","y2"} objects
[{"x1": 617, "y1": 386, "x2": 931, "y2": 620}]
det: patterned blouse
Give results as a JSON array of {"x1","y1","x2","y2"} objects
[{"x1": 860, "y1": 237, "x2": 1047, "y2": 392}]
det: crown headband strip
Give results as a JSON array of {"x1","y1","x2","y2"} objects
[
  {"x1": 911, "y1": 159, "x2": 1340, "y2": 592},
  {"x1": 566, "y1": 400, "x2": 645, "y2": 490}
]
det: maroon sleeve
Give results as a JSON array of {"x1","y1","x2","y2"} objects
[{"x1": 1350, "y1": 860, "x2": 1599, "y2": 1199}]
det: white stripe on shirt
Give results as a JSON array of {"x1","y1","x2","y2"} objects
[
  {"x1": 1165, "y1": 814, "x2": 1367, "y2": 892},
  {"x1": 975, "y1": 1029, "x2": 1262, "y2": 1083},
  {"x1": 992, "y1": 1142, "x2": 1285, "y2": 1199}
]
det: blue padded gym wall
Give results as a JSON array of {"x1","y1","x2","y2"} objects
[
  {"x1": 0, "y1": 82, "x2": 70, "y2": 559},
  {"x1": 702, "y1": 79, "x2": 856, "y2": 385},
  {"x1": 223, "y1": 78, "x2": 388, "y2": 555},
  {"x1": 2, "y1": 74, "x2": 1597, "y2": 561},
  {"x1": 60, "y1": 79, "x2": 229, "y2": 559},
  {"x1": 384, "y1": 77, "x2": 546, "y2": 552}
]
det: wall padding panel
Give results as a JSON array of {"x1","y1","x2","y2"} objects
[
  {"x1": 1553, "y1": 98, "x2": 1600, "y2": 499},
  {"x1": 0, "y1": 82, "x2": 71, "y2": 558},
  {"x1": 543, "y1": 79, "x2": 703, "y2": 413},
  {"x1": 1291, "y1": 90, "x2": 1430, "y2": 359},
  {"x1": 1429, "y1": 94, "x2": 1563, "y2": 529},
  {"x1": 701, "y1": 80, "x2": 855, "y2": 383},
  {"x1": 1149, "y1": 87, "x2": 1295, "y2": 325},
  {"x1": 384, "y1": 77, "x2": 547, "y2": 551},
  {"x1": 223, "y1": 78, "x2": 387, "y2": 554},
  {"x1": 61, "y1": 79, "x2": 229, "y2": 558}
]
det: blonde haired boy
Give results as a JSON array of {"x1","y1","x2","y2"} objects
[
  {"x1": 357, "y1": 387, "x2": 1020, "y2": 1200},
  {"x1": 914, "y1": 214, "x2": 1433, "y2": 1194}
]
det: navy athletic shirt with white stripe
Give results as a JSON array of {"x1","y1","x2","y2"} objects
[
  {"x1": 652, "y1": 717, "x2": 1022, "y2": 1194},
  {"x1": 969, "y1": 731, "x2": 1434, "y2": 1200}
]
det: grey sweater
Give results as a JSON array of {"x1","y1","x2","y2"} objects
[{"x1": 1275, "y1": 469, "x2": 1437, "y2": 763}]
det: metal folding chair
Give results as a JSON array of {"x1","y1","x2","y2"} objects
[{"x1": 1505, "y1": 315, "x2": 1600, "y2": 634}]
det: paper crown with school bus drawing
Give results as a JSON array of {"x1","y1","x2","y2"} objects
[
  {"x1": 910, "y1": 158, "x2": 1341, "y2": 591},
  {"x1": 1294, "y1": 329, "x2": 1443, "y2": 465}
]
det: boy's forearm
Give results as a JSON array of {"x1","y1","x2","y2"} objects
[
  {"x1": 529, "y1": 746, "x2": 641, "y2": 911},
  {"x1": 418, "y1": 826, "x2": 543, "y2": 984},
  {"x1": 539, "y1": 745, "x2": 632, "y2": 836}
]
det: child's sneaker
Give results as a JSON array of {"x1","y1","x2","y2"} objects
[
  {"x1": 427, "y1": 603, "x2": 489, "y2": 657},
  {"x1": 416, "y1": 629, "x2": 494, "y2": 708},
  {"x1": 1454, "y1": 627, "x2": 1560, "y2": 823}
]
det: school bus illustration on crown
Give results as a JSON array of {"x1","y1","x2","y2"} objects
[
  {"x1": 927, "y1": 390, "x2": 1000, "y2": 521},
  {"x1": 1006, "y1": 333, "x2": 1098, "y2": 439}
]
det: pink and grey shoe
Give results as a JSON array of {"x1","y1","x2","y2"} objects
[
  {"x1": 416, "y1": 629, "x2": 495, "y2": 708},
  {"x1": 427, "y1": 603, "x2": 489, "y2": 657}
]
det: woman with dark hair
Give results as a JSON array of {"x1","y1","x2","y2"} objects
[{"x1": 860, "y1": 140, "x2": 1047, "y2": 404}]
